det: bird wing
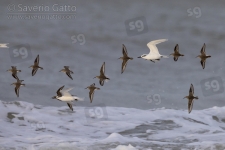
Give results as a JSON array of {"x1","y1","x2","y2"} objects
[
  {"x1": 121, "y1": 59, "x2": 128, "y2": 74},
  {"x1": 174, "y1": 44, "x2": 179, "y2": 53},
  {"x1": 57, "y1": 85, "x2": 64, "y2": 97},
  {"x1": 34, "y1": 55, "x2": 39, "y2": 65},
  {"x1": 61, "y1": 88, "x2": 73, "y2": 97},
  {"x1": 147, "y1": 39, "x2": 168, "y2": 55},
  {"x1": 174, "y1": 56, "x2": 178, "y2": 61},
  {"x1": 188, "y1": 99, "x2": 194, "y2": 114},
  {"x1": 12, "y1": 73, "x2": 19, "y2": 80},
  {"x1": 32, "y1": 68, "x2": 38, "y2": 76},
  {"x1": 189, "y1": 84, "x2": 194, "y2": 96},
  {"x1": 122, "y1": 44, "x2": 128, "y2": 57},
  {"x1": 100, "y1": 62, "x2": 105, "y2": 75},
  {"x1": 67, "y1": 103, "x2": 73, "y2": 111},
  {"x1": 66, "y1": 72, "x2": 73, "y2": 80},
  {"x1": 201, "y1": 60, "x2": 205, "y2": 69},
  {"x1": 89, "y1": 89, "x2": 95, "y2": 103},
  {"x1": 15, "y1": 85, "x2": 20, "y2": 97},
  {"x1": 200, "y1": 43, "x2": 206, "y2": 55},
  {"x1": 99, "y1": 79, "x2": 104, "y2": 86}
]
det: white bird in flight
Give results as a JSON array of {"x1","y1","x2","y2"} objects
[
  {"x1": 138, "y1": 39, "x2": 169, "y2": 63},
  {"x1": 52, "y1": 85, "x2": 83, "y2": 111}
]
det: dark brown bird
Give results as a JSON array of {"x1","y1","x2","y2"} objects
[
  {"x1": 93, "y1": 62, "x2": 110, "y2": 86},
  {"x1": 196, "y1": 43, "x2": 211, "y2": 69},
  {"x1": 118, "y1": 44, "x2": 133, "y2": 74},
  {"x1": 7, "y1": 66, "x2": 21, "y2": 80},
  {"x1": 170, "y1": 44, "x2": 184, "y2": 61},
  {"x1": 11, "y1": 79, "x2": 25, "y2": 97},
  {"x1": 183, "y1": 84, "x2": 199, "y2": 114},
  {"x1": 29, "y1": 55, "x2": 43, "y2": 76},
  {"x1": 85, "y1": 83, "x2": 100, "y2": 103},
  {"x1": 60, "y1": 66, "x2": 74, "y2": 80}
]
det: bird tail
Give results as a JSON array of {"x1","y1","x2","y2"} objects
[
  {"x1": 195, "y1": 96, "x2": 199, "y2": 100},
  {"x1": 161, "y1": 55, "x2": 169, "y2": 58}
]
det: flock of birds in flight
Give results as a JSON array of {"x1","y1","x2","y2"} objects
[{"x1": 6, "y1": 39, "x2": 211, "y2": 113}]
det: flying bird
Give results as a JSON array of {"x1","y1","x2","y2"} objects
[
  {"x1": 170, "y1": 44, "x2": 184, "y2": 61},
  {"x1": 11, "y1": 79, "x2": 25, "y2": 97},
  {"x1": 138, "y1": 39, "x2": 168, "y2": 63},
  {"x1": 7, "y1": 66, "x2": 21, "y2": 80},
  {"x1": 118, "y1": 44, "x2": 133, "y2": 74},
  {"x1": 85, "y1": 83, "x2": 100, "y2": 103},
  {"x1": 196, "y1": 43, "x2": 211, "y2": 69},
  {"x1": 183, "y1": 84, "x2": 199, "y2": 114},
  {"x1": 60, "y1": 66, "x2": 74, "y2": 80},
  {"x1": 29, "y1": 55, "x2": 43, "y2": 76},
  {"x1": 94, "y1": 62, "x2": 110, "y2": 86},
  {"x1": 52, "y1": 85, "x2": 83, "y2": 111},
  {"x1": 0, "y1": 43, "x2": 9, "y2": 48}
]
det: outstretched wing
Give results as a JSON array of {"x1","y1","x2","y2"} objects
[
  {"x1": 12, "y1": 73, "x2": 19, "y2": 80},
  {"x1": 200, "y1": 43, "x2": 206, "y2": 55},
  {"x1": 147, "y1": 39, "x2": 168, "y2": 55},
  {"x1": 201, "y1": 60, "x2": 205, "y2": 69},
  {"x1": 174, "y1": 56, "x2": 178, "y2": 61},
  {"x1": 121, "y1": 59, "x2": 128, "y2": 74},
  {"x1": 11, "y1": 66, "x2": 16, "y2": 69},
  {"x1": 57, "y1": 85, "x2": 64, "y2": 97},
  {"x1": 174, "y1": 44, "x2": 179, "y2": 53},
  {"x1": 100, "y1": 62, "x2": 105, "y2": 75},
  {"x1": 122, "y1": 44, "x2": 128, "y2": 57},
  {"x1": 89, "y1": 89, "x2": 95, "y2": 103},
  {"x1": 188, "y1": 99, "x2": 194, "y2": 114},
  {"x1": 34, "y1": 55, "x2": 39, "y2": 65},
  {"x1": 189, "y1": 84, "x2": 194, "y2": 96},
  {"x1": 62, "y1": 87, "x2": 73, "y2": 96},
  {"x1": 99, "y1": 79, "x2": 104, "y2": 86},
  {"x1": 66, "y1": 72, "x2": 73, "y2": 80},
  {"x1": 67, "y1": 103, "x2": 73, "y2": 111},
  {"x1": 32, "y1": 68, "x2": 38, "y2": 76},
  {"x1": 15, "y1": 86, "x2": 20, "y2": 97}
]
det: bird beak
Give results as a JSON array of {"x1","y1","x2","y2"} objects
[{"x1": 137, "y1": 56, "x2": 141, "y2": 58}]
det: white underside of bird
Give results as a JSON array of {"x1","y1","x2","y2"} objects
[
  {"x1": 57, "y1": 87, "x2": 83, "y2": 102},
  {"x1": 138, "y1": 39, "x2": 169, "y2": 61}
]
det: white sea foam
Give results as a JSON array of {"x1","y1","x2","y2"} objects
[{"x1": 0, "y1": 100, "x2": 225, "y2": 150}]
